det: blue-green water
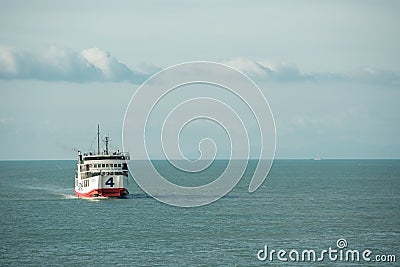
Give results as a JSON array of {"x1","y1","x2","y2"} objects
[{"x1": 0, "y1": 160, "x2": 399, "y2": 266}]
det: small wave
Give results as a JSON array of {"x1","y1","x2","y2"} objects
[
  {"x1": 82, "y1": 196, "x2": 109, "y2": 201},
  {"x1": 61, "y1": 194, "x2": 78, "y2": 199},
  {"x1": 125, "y1": 193, "x2": 152, "y2": 199},
  {"x1": 60, "y1": 194, "x2": 109, "y2": 201}
]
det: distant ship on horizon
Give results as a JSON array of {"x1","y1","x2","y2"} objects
[{"x1": 74, "y1": 125, "x2": 130, "y2": 198}]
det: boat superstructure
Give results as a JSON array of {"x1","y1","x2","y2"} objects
[{"x1": 74, "y1": 125, "x2": 130, "y2": 198}]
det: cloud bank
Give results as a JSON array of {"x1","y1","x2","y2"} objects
[
  {"x1": 222, "y1": 58, "x2": 313, "y2": 82},
  {"x1": 0, "y1": 46, "x2": 399, "y2": 86},
  {"x1": 0, "y1": 46, "x2": 153, "y2": 83},
  {"x1": 222, "y1": 58, "x2": 400, "y2": 86}
]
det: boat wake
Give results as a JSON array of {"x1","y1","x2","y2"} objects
[
  {"x1": 59, "y1": 193, "x2": 111, "y2": 201},
  {"x1": 21, "y1": 184, "x2": 78, "y2": 200},
  {"x1": 60, "y1": 193, "x2": 78, "y2": 199},
  {"x1": 82, "y1": 196, "x2": 109, "y2": 201}
]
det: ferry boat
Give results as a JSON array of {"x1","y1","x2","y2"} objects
[{"x1": 74, "y1": 125, "x2": 130, "y2": 198}]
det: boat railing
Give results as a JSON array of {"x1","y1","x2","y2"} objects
[{"x1": 82, "y1": 151, "x2": 130, "y2": 158}]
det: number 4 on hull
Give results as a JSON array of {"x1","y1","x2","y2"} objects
[{"x1": 105, "y1": 177, "x2": 115, "y2": 187}]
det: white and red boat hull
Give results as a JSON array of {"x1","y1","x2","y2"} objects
[
  {"x1": 75, "y1": 174, "x2": 129, "y2": 198},
  {"x1": 75, "y1": 188, "x2": 129, "y2": 198}
]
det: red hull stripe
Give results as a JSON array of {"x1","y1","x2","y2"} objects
[{"x1": 74, "y1": 188, "x2": 129, "y2": 198}]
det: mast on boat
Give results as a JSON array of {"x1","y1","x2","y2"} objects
[{"x1": 97, "y1": 124, "x2": 100, "y2": 155}]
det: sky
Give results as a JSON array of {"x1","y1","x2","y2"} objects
[{"x1": 0, "y1": 0, "x2": 399, "y2": 159}]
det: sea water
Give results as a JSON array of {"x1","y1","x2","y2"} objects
[{"x1": 0, "y1": 160, "x2": 399, "y2": 266}]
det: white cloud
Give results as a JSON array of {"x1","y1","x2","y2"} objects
[
  {"x1": 0, "y1": 46, "x2": 154, "y2": 83},
  {"x1": 222, "y1": 58, "x2": 269, "y2": 77},
  {"x1": 0, "y1": 46, "x2": 17, "y2": 75},
  {"x1": 80, "y1": 47, "x2": 113, "y2": 78},
  {"x1": 352, "y1": 67, "x2": 400, "y2": 86},
  {"x1": 222, "y1": 58, "x2": 400, "y2": 86},
  {"x1": 222, "y1": 58, "x2": 312, "y2": 82}
]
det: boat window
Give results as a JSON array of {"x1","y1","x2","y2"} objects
[
  {"x1": 102, "y1": 164, "x2": 105, "y2": 167},
  {"x1": 118, "y1": 164, "x2": 121, "y2": 167}
]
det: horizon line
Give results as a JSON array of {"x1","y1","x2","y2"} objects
[{"x1": 0, "y1": 157, "x2": 399, "y2": 161}]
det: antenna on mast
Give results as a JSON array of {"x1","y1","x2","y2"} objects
[
  {"x1": 97, "y1": 124, "x2": 100, "y2": 155},
  {"x1": 105, "y1": 136, "x2": 110, "y2": 155}
]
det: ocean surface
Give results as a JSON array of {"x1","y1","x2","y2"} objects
[{"x1": 0, "y1": 160, "x2": 399, "y2": 266}]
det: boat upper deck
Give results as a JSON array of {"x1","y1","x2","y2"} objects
[
  {"x1": 82, "y1": 152, "x2": 130, "y2": 161},
  {"x1": 77, "y1": 125, "x2": 130, "y2": 165}
]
